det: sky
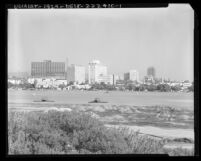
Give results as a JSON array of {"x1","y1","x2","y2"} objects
[{"x1": 8, "y1": 4, "x2": 194, "y2": 81}]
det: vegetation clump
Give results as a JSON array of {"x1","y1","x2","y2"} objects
[{"x1": 8, "y1": 110, "x2": 194, "y2": 155}]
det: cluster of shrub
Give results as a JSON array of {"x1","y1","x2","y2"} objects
[
  {"x1": 91, "y1": 83, "x2": 194, "y2": 92},
  {"x1": 8, "y1": 110, "x2": 194, "y2": 155},
  {"x1": 8, "y1": 79, "x2": 194, "y2": 92}
]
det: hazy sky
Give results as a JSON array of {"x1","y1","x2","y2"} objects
[{"x1": 8, "y1": 4, "x2": 194, "y2": 81}]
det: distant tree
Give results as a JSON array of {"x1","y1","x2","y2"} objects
[
  {"x1": 68, "y1": 81, "x2": 74, "y2": 86},
  {"x1": 184, "y1": 80, "x2": 190, "y2": 83},
  {"x1": 171, "y1": 85, "x2": 181, "y2": 92},
  {"x1": 8, "y1": 82, "x2": 14, "y2": 88},
  {"x1": 34, "y1": 80, "x2": 37, "y2": 88},
  {"x1": 157, "y1": 84, "x2": 171, "y2": 92},
  {"x1": 188, "y1": 85, "x2": 194, "y2": 92},
  {"x1": 139, "y1": 84, "x2": 146, "y2": 91},
  {"x1": 59, "y1": 84, "x2": 65, "y2": 89},
  {"x1": 104, "y1": 84, "x2": 115, "y2": 91},
  {"x1": 126, "y1": 84, "x2": 136, "y2": 91},
  {"x1": 147, "y1": 84, "x2": 157, "y2": 91}
]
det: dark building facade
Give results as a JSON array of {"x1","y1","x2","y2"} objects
[
  {"x1": 124, "y1": 72, "x2": 130, "y2": 81},
  {"x1": 31, "y1": 60, "x2": 65, "y2": 78},
  {"x1": 147, "y1": 67, "x2": 156, "y2": 78}
]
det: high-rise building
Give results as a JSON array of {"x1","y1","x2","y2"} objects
[
  {"x1": 130, "y1": 70, "x2": 139, "y2": 82},
  {"x1": 112, "y1": 74, "x2": 119, "y2": 85},
  {"x1": 65, "y1": 58, "x2": 69, "y2": 79},
  {"x1": 124, "y1": 70, "x2": 139, "y2": 82},
  {"x1": 124, "y1": 73, "x2": 130, "y2": 81},
  {"x1": 147, "y1": 67, "x2": 156, "y2": 78},
  {"x1": 67, "y1": 64, "x2": 85, "y2": 84},
  {"x1": 31, "y1": 60, "x2": 65, "y2": 78},
  {"x1": 88, "y1": 60, "x2": 107, "y2": 84}
]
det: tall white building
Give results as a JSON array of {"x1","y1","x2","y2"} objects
[
  {"x1": 67, "y1": 64, "x2": 85, "y2": 84},
  {"x1": 129, "y1": 70, "x2": 139, "y2": 82},
  {"x1": 88, "y1": 60, "x2": 107, "y2": 84}
]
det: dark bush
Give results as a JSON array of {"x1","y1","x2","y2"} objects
[{"x1": 8, "y1": 110, "x2": 193, "y2": 155}]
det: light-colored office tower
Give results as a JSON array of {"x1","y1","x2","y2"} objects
[
  {"x1": 67, "y1": 64, "x2": 85, "y2": 84},
  {"x1": 129, "y1": 70, "x2": 139, "y2": 82},
  {"x1": 88, "y1": 60, "x2": 107, "y2": 84}
]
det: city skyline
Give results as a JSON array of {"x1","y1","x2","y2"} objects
[{"x1": 8, "y1": 4, "x2": 194, "y2": 81}]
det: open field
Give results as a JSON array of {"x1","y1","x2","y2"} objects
[{"x1": 8, "y1": 90, "x2": 194, "y2": 109}]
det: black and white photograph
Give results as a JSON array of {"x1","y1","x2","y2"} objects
[{"x1": 7, "y1": 4, "x2": 195, "y2": 156}]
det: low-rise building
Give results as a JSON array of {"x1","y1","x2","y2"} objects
[
  {"x1": 8, "y1": 79, "x2": 22, "y2": 85},
  {"x1": 27, "y1": 78, "x2": 35, "y2": 84},
  {"x1": 33, "y1": 78, "x2": 67, "y2": 89},
  {"x1": 182, "y1": 82, "x2": 192, "y2": 88},
  {"x1": 97, "y1": 75, "x2": 113, "y2": 84}
]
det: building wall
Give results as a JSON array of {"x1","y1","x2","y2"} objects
[
  {"x1": 112, "y1": 75, "x2": 119, "y2": 85},
  {"x1": 68, "y1": 65, "x2": 85, "y2": 84},
  {"x1": 95, "y1": 65, "x2": 107, "y2": 82},
  {"x1": 124, "y1": 73, "x2": 130, "y2": 81},
  {"x1": 97, "y1": 75, "x2": 112, "y2": 84},
  {"x1": 88, "y1": 64, "x2": 95, "y2": 84},
  {"x1": 67, "y1": 65, "x2": 75, "y2": 83},
  {"x1": 31, "y1": 60, "x2": 65, "y2": 78},
  {"x1": 147, "y1": 67, "x2": 155, "y2": 78},
  {"x1": 75, "y1": 66, "x2": 85, "y2": 84},
  {"x1": 129, "y1": 70, "x2": 139, "y2": 82},
  {"x1": 124, "y1": 70, "x2": 139, "y2": 82},
  {"x1": 88, "y1": 60, "x2": 107, "y2": 84}
]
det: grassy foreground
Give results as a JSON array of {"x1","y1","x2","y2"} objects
[{"x1": 8, "y1": 110, "x2": 194, "y2": 155}]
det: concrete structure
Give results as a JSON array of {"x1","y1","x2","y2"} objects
[
  {"x1": 34, "y1": 78, "x2": 67, "y2": 89},
  {"x1": 67, "y1": 64, "x2": 85, "y2": 84},
  {"x1": 182, "y1": 82, "x2": 192, "y2": 88},
  {"x1": 31, "y1": 60, "x2": 65, "y2": 78},
  {"x1": 88, "y1": 60, "x2": 107, "y2": 84},
  {"x1": 65, "y1": 58, "x2": 69, "y2": 79},
  {"x1": 147, "y1": 67, "x2": 156, "y2": 78},
  {"x1": 8, "y1": 79, "x2": 22, "y2": 85},
  {"x1": 144, "y1": 75, "x2": 154, "y2": 84},
  {"x1": 112, "y1": 74, "x2": 119, "y2": 85},
  {"x1": 129, "y1": 70, "x2": 139, "y2": 82},
  {"x1": 124, "y1": 73, "x2": 129, "y2": 81},
  {"x1": 124, "y1": 70, "x2": 139, "y2": 82},
  {"x1": 97, "y1": 75, "x2": 113, "y2": 84},
  {"x1": 27, "y1": 78, "x2": 35, "y2": 84}
]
